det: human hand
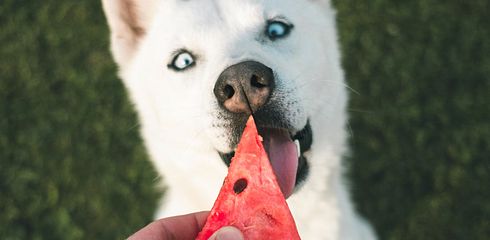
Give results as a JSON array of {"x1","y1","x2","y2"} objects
[{"x1": 127, "y1": 211, "x2": 244, "y2": 240}]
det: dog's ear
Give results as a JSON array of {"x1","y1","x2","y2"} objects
[{"x1": 102, "y1": 0, "x2": 159, "y2": 68}]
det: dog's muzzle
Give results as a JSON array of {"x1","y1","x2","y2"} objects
[{"x1": 214, "y1": 60, "x2": 311, "y2": 198}]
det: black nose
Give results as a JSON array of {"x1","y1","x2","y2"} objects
[{"x1": 214, "y1": 61, "x2": 274, "y2": 113}]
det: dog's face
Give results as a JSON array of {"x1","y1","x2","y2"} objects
[{"x1": 104, "y1": 0, "x2": 344, "y2": 198}]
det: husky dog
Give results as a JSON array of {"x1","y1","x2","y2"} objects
[{"x1": 102, "y1": 0, "x2": 376, "y2": 239}]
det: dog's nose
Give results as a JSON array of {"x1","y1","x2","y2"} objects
[{"x1": 214, "y1": 61, "x2": 274, "y2": 113}]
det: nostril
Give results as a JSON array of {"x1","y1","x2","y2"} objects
[
  {"x1": 224, "y1": 85, "x2": 235, "y2": 99},
  {"x1": 251, "y1": 74, "x2": 268, "y2": 88}
]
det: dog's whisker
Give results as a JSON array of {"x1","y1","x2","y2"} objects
[
  {"x1": 127, "y1": 122, "x2": 140, "y2": 131},
  {"x1": 346, "y1": 120, "x2": 355, "y2": 138},
  {"x1": 347, "y1": 108, "x2": 375, "y2": 114},
  {"x1": 291, "y1": 72, "x2": 361, "y2": 96}
]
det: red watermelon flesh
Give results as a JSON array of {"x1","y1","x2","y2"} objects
[{"x1": 196, "y1": 116, "x2": 301, "y2": 240}]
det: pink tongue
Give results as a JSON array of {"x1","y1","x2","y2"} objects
[{"x1": 260, "y1": 129, "x2": 298, "y2": 198}]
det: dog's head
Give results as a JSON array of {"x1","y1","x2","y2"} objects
[{"x1": 103, "y1": 0, "x2": 345, "y2": 198}]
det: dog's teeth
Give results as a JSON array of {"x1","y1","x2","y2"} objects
[{"x1": 294, "y1": 139, "x2": 301, "y2": 158}]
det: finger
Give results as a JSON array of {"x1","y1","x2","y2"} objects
[
  {"x1": 208, "y1": 226, "x2": 244, "y2": 240},
  {"x1": 127, "y1": 211, "x2": 209, "y2": 240}
]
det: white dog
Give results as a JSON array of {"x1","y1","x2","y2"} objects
[{"x1": 102, "y1": 0, "x2": 376, "y2": 239}]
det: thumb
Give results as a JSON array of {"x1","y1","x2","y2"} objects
[{"x1": 208, "y1": 226, "x2": 244, "y2": 240}]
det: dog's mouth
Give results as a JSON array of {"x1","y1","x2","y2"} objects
[{"x1": 218, "y1": 120, "x2": 312, "y2": 198}]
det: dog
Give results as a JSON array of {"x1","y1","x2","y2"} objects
[{"x1": 102, "y1": 0, "x2": 376, "y2": 239}]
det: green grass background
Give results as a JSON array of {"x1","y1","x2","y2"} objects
[{"x1": 1, "y1": 0, "x2": 488, "y2": 239}]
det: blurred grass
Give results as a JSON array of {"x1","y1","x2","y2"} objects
[
  {"x1": 0, "y1": 0, "x2": 489, "y2": 239},
  {"x1": 333, "y1": 0, "x2": 490, "y2": 239},
  {"x1": 0, "y1": 1, "x2": 161, "y2": 239}
]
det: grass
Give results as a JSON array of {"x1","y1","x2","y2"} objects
[
  {"x1": 334, "y1": 0, "x2": 490, "y2": 239},
  {"x1": 1, "y1": 0, "x2": 488, "y2": 239}
]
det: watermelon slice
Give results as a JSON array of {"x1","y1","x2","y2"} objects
[{"x1": 196, "y1": 116, "x2": 301, "y2": 240}]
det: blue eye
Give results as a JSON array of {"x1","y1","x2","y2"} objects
[
  {"x1": 169, "y1": 51, "x2": 195, "y2": 71},
  {"x1": 266, "y1": 20, "x2": 292, "y2": 40}
]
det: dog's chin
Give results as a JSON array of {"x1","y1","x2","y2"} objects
[{"x1": 218, "y1": 120, "x2": 312, "y2": 199}]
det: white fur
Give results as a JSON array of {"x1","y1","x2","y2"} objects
[{"x1": 103, "y1": 0, "x2": 376, "y2": 239}]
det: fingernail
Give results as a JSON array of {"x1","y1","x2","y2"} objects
[{"x1": 210, "y1": 226, "x2": 244, "y2": 240}]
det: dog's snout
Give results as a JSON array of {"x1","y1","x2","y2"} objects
[{"x1": 214, "y1": 61, "x2": 274, "y2": 113}]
